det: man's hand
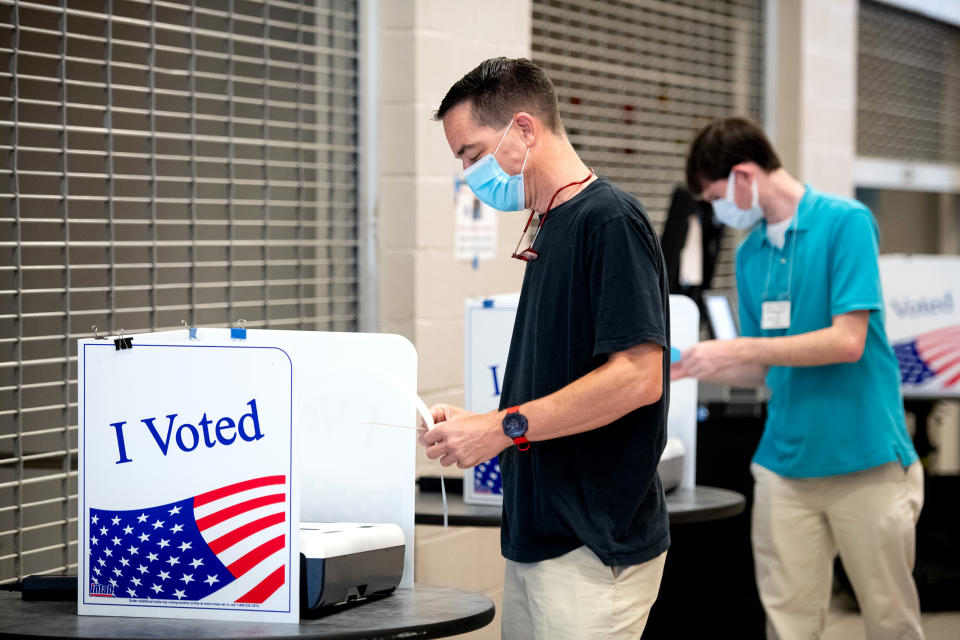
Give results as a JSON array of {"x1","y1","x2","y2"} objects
[
  {"x1": 680, "y1": 339, "x2": 744, "y2": 379},
  {"x1": 418, "y1": 408, "x2": 512, "y2": 469},
  {"x1": 428, "y1": 403, "x2": 470, "y2": 426},
  {"x1": 416, "y1": 403, "x2": 473, "y2": 444}
]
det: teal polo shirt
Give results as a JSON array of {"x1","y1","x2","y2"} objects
[{"x1": 736, "y1": 186, "x2": 917, "y2": 478}]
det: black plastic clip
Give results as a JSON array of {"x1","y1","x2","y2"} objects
[{"x1": 114, "y1": 329, "x2": 133, "y2": 351}]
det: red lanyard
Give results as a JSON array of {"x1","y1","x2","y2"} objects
[{"x1": 512, "y1": 170, "x2": 594, "y2": 261}]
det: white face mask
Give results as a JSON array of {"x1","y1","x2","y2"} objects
[{"x1": 711, "y1": 172, "x2": 764, "y2": 229}]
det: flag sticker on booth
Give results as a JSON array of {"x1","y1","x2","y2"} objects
[
  {"x1": 78, "y1": 339, "x2": 298, "y2": 622},
  {"x1": 87, "y1": 475, "x2": 288, "y2": 604},
  {"x1": 893, "y1": 324, "x2": 960, "y2": 390}
]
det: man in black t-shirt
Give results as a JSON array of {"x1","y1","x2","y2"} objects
[{"x1": 418, "y1": 58, "x2": 670, "y2": 640}]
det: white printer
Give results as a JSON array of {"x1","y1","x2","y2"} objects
[{"x1": 299, "y1": 522, "x2": 405, "y2": 613}]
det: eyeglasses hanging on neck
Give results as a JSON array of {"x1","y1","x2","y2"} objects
[
  {"x1": 510, "y1": 170, "x2": 594, "y2": 262},
  {"x1": 511, "y1": 209, "x2": 543, "y2": 261}
]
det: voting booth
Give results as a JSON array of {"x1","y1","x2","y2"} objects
[
  {"x1": 879, "y1": 254, "x2": 960, "y2": 398},
  {"x1": 463, "y1": 294, "x2": 520, "y2": 505},
  {"x1": 463, "y1": 294, "x2": 700, "y2": 505},
  {"x1": 78, "y1": 328, "x2": 417, "y2": 623},
  {"x1": 668, "y1": 295, "x2": 701, "y2": 490}
]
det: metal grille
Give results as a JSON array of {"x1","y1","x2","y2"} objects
[
  {"x1": 0, "y1": 0, "x2": 360, "y2": 583},
  {"x1": 531, "y1": 0, "x2": 765, "y2": 295},
  {"x1": 858, "y1": 0, "x2": 960, "y2": 164}
]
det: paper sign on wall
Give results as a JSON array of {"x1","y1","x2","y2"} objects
[
  {"x1": 454, "y1": 177, "x2": 498, "y2": 262},
  {"x1": 78, "y1": 340, "x2": 298, "y2": 622}
]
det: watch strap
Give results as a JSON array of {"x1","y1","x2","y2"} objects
[{"x1": 505, "y1": 407, "x2": 530, "y2": 451}]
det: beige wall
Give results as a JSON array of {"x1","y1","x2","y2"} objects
[
  {"x1": 873, "y1": 189, "x2": 943, "y2": 254},
  {"x1": 773, "y1": 0, "x2": 857, "y2": 196},
  {"x1": 939, "y1": 193, "x2": 960, "y2": 255},
  {"x1": 865, "y1": 190, "x2": 959, "y2": 256},
  {"x1": 377, "y1": 2, "x2": 532, "y2": 637}
]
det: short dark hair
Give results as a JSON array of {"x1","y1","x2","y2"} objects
[
  {"x1": 685, "y1": 117, "x2": 782, "y2": 194},
  {"x1": 433, "y1": 57, "x2": 563, "y2": 133}
]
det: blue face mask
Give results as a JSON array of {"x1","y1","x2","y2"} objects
[
  {"x1": 711, "y1": 172, "x2": 764, "y2": 229},
  {"x1": 463, "y1": 122, "x2": 529, "y2": 212}
]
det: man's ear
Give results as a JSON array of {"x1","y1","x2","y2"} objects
[
  {"x1": 514, "y1": 112, "x2": 537, "y2": 144},
  {"x1": 730, "y1": 161, "x2": 758, "y2": 182}
]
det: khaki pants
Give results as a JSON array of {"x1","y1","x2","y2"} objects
[
  {"x1": 501, "y1": 545, "x2": 667, "y2": 640},
  {"x1": 751, "y1": 461, "x2": 924, "y2": 640}
]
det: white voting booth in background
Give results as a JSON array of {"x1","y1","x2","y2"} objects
[
  {"x1": 668, "y1": 295, "x2": 700, "y2": 489},
  {"x1": 879, "y1": 254, "x2": 960, "y2": 398},
  {"x1": 463, "y1": 294, "x2": 700, "y2": 505},
  {"x1": 463, "y1": 294, "x2": 521, "y2": 505},
  {"x1": 78, "y1": 329, "x2": 417, "y2": 623}
]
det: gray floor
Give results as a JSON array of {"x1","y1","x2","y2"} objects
[{"x1": 823, "y1": 595, "x2": 960, "y2": 639}]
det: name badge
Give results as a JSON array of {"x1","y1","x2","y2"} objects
[{"x1": 761, "y1": 300, "x2": 791, "y2": 330}]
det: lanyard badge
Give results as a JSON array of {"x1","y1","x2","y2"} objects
[
  {"x1": 760, "y1": 212, "x2": 800, "y2": 331},
  {"x1": 761, "y1": 300, "x2": 791, "y2": 330}
]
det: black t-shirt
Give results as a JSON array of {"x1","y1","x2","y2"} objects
[{"x1": 498, "y1": 178, "x2": 671, "y2": 567}]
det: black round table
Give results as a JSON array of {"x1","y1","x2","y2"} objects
[
  {"x1": 415, "y1": 485, "x2": 745, "y2": 527},
  {"x1": 0, "y1": 585, "x2": 494, "y2": 640},
  {"x1": 662, "y1": 486, "x2": 747, "y2": 524}
]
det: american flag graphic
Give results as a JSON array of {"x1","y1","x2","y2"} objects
[
  {"x1": 893, "y1": 325, "x2": 960, "y2": 388},
  {"x1": 473, "y1": 457, "x2": 502, "y2": 495},
  {"x1": 87, "y1": 475, "x2": 288, "y2": 605}
]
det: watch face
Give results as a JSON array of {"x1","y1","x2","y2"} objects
[{"x1": 502, "y1": 412, "x2": 528, "y2": 439}]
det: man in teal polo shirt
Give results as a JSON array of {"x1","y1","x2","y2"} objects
[{"x1": 675, "y1": 117, "x2": 923, "y2": 640}]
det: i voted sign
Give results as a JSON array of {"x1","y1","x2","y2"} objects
[
  {"x1": 879, "y1": 254, "x2": 960, "y2": 398},
  {"x1": 78, "y1": 340, "x2": 298, "y2": 623}
]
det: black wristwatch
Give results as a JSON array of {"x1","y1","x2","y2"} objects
[{"x1": 502, "y1": 407, "x2": 531, "y2": 451}]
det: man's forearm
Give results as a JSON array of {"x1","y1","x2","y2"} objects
[
  {"x1": 519, "y1": 343, "x2": 663, "y2": 442},
  {"x1": 696, "y1": 361, "x2": 768, "y2": 388},
  {"x1": 420, "y1": 344, "x2": 665, "y2": 469},
  {"x1": 737, "y1": 317, "x2": 866, "y2": 368},
  {"x1": 677, "y1": 311, "x2": 869, "y2": 383}
]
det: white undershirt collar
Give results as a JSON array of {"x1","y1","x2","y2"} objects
[{"x1": 766, "y1": 216, "x2": 793, "y2": 250}]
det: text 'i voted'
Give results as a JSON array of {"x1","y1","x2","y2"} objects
[{"x1": 108, "y1": 399, "x2": 265, "y2": 464}]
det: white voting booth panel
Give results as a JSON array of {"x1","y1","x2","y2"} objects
[
  {"x1": 78, "y1": 329, "x2": 417, "y2": 623},
  {"x1": 879, "y1": 254, "x2": 960, "y2": 398},
  {"x1": 463, "y1": 294, "x2": 700, "y2": 505},
  {"x1": 668, "y1": 295, "x2": 700, "y2": 490},
  {"x1": 463, "y1": 294, "x2": 520, "y2": 505}
]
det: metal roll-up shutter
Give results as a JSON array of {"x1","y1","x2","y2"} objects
[
  {"x1": 531, "y1": 0, "x2": 765, "y2": 296},
  {"x1": 0, "y1": 0, "x2": 360, "y2": 583},
  {"x1": 858, "y1": 0, "x2": 960, "y2": 165}
]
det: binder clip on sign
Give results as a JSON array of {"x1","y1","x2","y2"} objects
[
  {"x1": 113, "y1": 329, "x2": 133, "y2": 351},
  {"x1": 182, "y1": 319, "x2": 199, "y2": 340},
  {"x1": 231, "y1": 319, "x2": 248, "y2": 340}
]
